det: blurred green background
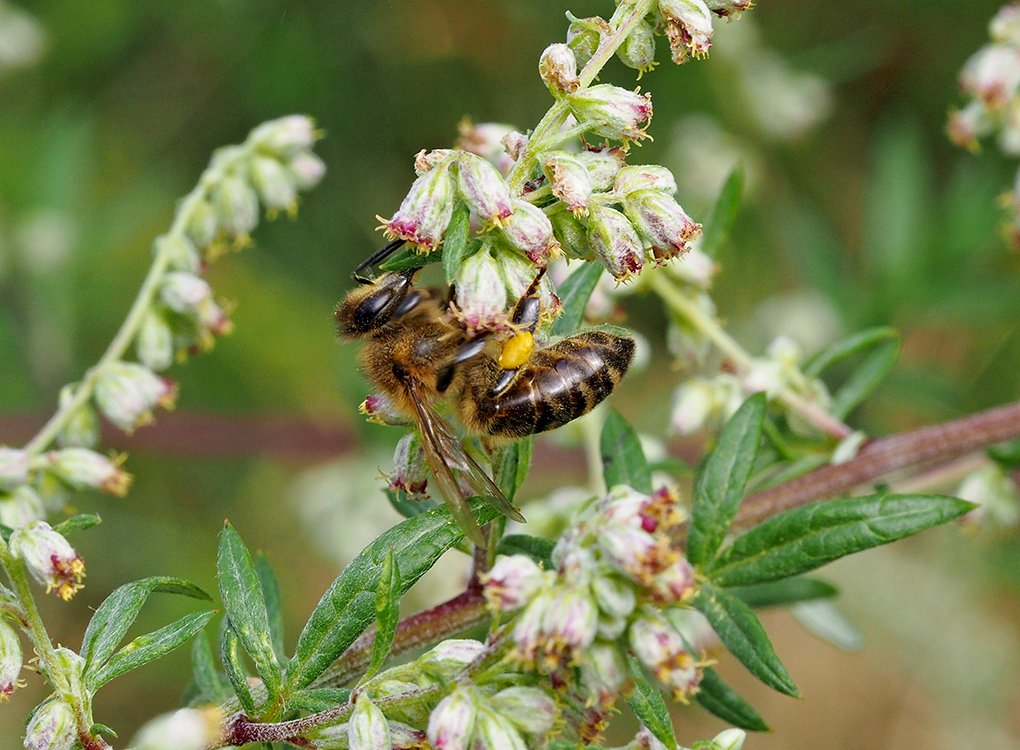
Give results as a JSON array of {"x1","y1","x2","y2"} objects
[{"x1": 1, "y1": 0, "x2": 1018, "y2": 747}]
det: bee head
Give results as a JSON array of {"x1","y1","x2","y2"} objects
[{"x1": 335, "y1": 271, "x2": 418, "y2": 337}]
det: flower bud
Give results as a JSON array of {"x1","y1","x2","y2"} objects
[
  {"x1": 24, "y1": 698, "x2": 76, "y2": 750},
  {"x1": 184, "y1": 200, "x2": 219, "y2": 251},
  {"x1": 490, "y1": 687, "x2": 559, "y2": 736},
  {"x1": 417, "y1": 639, "x2": 487, "y2": 682},
  {"x1": 55, "y1": 386, "x2": 100, "y2": 449},
  {"x1": 659, "y1": 0, "x2": 715, "y2": 64},
  {"x1": 576, "y1": 147, "x2": 626, "y2": 192},
  {"x1": 629, "y1": 611, "x2": 701, "y2": 700},
  {"x1": 94, "y1": 362, "x2": 177, "y2": 433},
  {"x1": 249, "y1": 114, "x2": 317, "y2": 155},
  {"x1": 567, "y1": 84, "x2": 653, "y2": 143},
  {"x1": 499, "y1": 200, "x2": 559, "y2": 263},
  {"x1": 382, "y1": 159, "x2": 456, "y2": 251},
  {"x1": 213, "y1": 174, "x2": 260, "y2": 239},
  {"x1": 670, "y1": 374, "x2": 741, "y2": 436},
  {"x1": 389, "y1": 721, "x2": 429, "y2": 750},
  {"x1": 565, "y1": 13, "x2": 606, "y2": 70},
  {"x1": 388, "y1": 432, "x2": 429, "y2": 500},
  {"x1": 648, "y1": 557, "x2": 697, "y2": 604},
  {"x1": 349, "y1": 695, "x2": 390, "y2": 750},
  {"x1": 704, "y1": 0, "x2": 753, "y2": 18},
  {"x1": 46, "y1": 448, "x2": 132, "y2": 496},
  {"x1": 623, "y1": 190, "x2": 701, "y2": 263},
  {"x1": 454, "y1": 246, "x2": 509, "y2": 332},
  {"x1": 539, "y1": 43, "x2": 579, "y2": 94},
  {"x1": 961, "y1": 44, "x2": 1020, "y2": 110},
  {"x1": 550, "y1": 210, "x2": 592, "y2": 260},
  {"x1": 614, "y1": 164, "x2": 678, "y2": 196},
  {"x1": 542, "y1": 151, "x2": 593, "y2": 216},
  {"x1": 456, "y1": 153, "x2": 513, "y2": 225},
  {"x1": 473, "y1": 708, "x2": 527, "y2": 750},
  {"x1": 586, "y1": 204, "x2": 644, "y2": 280},
  {"x1": 666, "y1": 246, "x2": 716, "y2": 289},
  {"x1": 711, "y1": 727, "x2": 747, "y2": 750},
  {"x1": 415, "y1": 148, "x2": 456, "y2": 175},
  {"x1": 457, "y1": 121, "x2": 519, "y2": 176},
  {"x1": 991, "y1": 3, "x2": 1020, "y2": 45},
  {"x1": 502, "y1": 131, "x2": 529, "y2": 162},
  {"x1": 427, "y1": 686, "x2": 477, "y2": 750},
  {"x1": 251, "y1": 155, "x2": 298, "y2": 213},
  {"x1": 287, "y1": 150, "x2": 327, "y2": 190},
  {"x1": 136, "y1": 310, "x2": 175, "y2": 372},
  {"x1": 130, "y1": 707, "x2": 223, "y2": 750},
  {"x1": 161, "y1": 272, "x2": 211, "y2": 314},
  {"x1": 0, "y1": 619, "x2": 23, "y2": 699},
  {"x1": 49, "y1": 647, "x2": 85, "y2": 703},
  {"x1": 360, "y1": 393, "x2": 408, "y2": 426},
  {"x1": 617, "y1": 19, "x2": 657, "y2": 75},
  {"x1": 0, "y1": 448, "x2": 29, "y2": 490},
  {"x1": 580, "y1": 642, "x2": 627, "y2": 695},
  {"x1": 541, "y1": 587, "x2": 598, "y2": 657},
  {"x1": 157, "y1": 233, "x2": 202, "y2": 273},
  {"x1": 481, "y1": 554, "x2": 546, "y2": 612},
  {"x1": 498, "y1": 251, "x2": 561, "y2": 319},
  {"x1": 10, "y1": 521, "x2": 85, "y2": 600},
  {"x1": 0, "y1": 485, "x2": 46, "y2": 529},
  {"x1": 591, "y1": 573, "x2": 637, "y2": 620},
  {"x1": 956, "y1": 463, "x2": 1020, "y2": 528}
]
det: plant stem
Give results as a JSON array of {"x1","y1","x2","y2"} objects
[{"x1": 648, "y1": 271, "x2": 854, "y2": 441}]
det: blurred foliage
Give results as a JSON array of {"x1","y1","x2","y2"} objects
[{"x1": 1, "y1": 0, "x2": 1018, "y2": 747}]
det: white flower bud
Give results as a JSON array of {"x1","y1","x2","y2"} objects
[
  {"x1": 214, "y1": 174, "x2": 260, "y2": 238},
  {"x1": 629, "y1": 611, "x2": 701, "y2": 700},
  {"x1": 499, "y1": 199, "x2": 559, "y2": 263},
  {"x1": 586, "y1": 203, "x2": 644, "y2": 280},
  {"x1": 287, "y1": 150, "x2": 327, "y2": 190},
  {"x1": 456, "y1": 152, "x2": 513, "y2": 225},
  {"x1": 591, "y1": 573, "x2": 637, "y2": 620},
  {"x1": 542, "y1": 151, "x2": 593, "y2": 216},
  {"x1": 0, "y1": 619, "x2": 23, "y2": 699},
  {"x1": 161, "y1": 271, "x2": 211, "y2": 314},
  {"x1": 0, "y1": 448, "x2": 29, "y2": 490},
  {"x1": 622, "y1": 190, "x2": 701, "y2": 263},
  {"x1": 382, "y1": 159, "x2": 456, "y2": 251},
  {"x1": 248, "y1": 114, "x2": 317, "y2": 155},
  {"x1": 614, "y1": 164, "x2": 678, "y2": 196},
  {"x1": 539, "y1": 43, "x2": 579, "y2": 94},
  {"x1": 136, "y1": 310, "x2": 175, "y2": 372},
  {"x1": 130, "y1": 707, "x2": 223, "y2": 750},
  {"x1": 711, "y1": 728, "x2": 747, "y2": 750},
  {"x1": 10, "y1": 521, "x2": 85, "y2": 601},
  {"x1": 472, "y1": 708, "x2": 527, "y2": 750},
  {"x1": 659, "y1": 0, "x2": 715, "y2": 64},
  {"x1": 94, "y1": 362, "x2": 177, "y2": 433},
  {"x1": 348, "y1": 696, "x2": 390, "y2": 750},
  {"x1": 183, "y1": 200, "x2": 219, "y2": 250},
  {"x1": 24, "y1": 698, "x2": 76, "y2": 750},
  {"x1": 490, "y1": 687, "x2": 559, "y2": 736},
  {"x1": 580, "y1": 642, "x2": 627, "y2": 695},
  {"x1": 55, "y1": 386, "x2": 100, "y2": 449},
  {"x1": 576, "y1": 147, "x2": 626, "y2": 192},
  {"x1": 45, "y1": 448, "x2": 132, "y2": 497},
  {"x1": 704, "y1": 0, "x2": 753, "y2": 18},
  {"x1": 359, "y1": 393, "x2": 409, "y2": 426},
  {"x1": 251, "y1": 155, "x2": 298, "y2": 212},
  {"x1": 541, "y1": 587, "x2": 598, "y2": 654},
  {"x1": 0, "y1": 485, "x2": 46, "y2": 529},
  {"x1": 957, "y1": 463, "x2": 1020, "y2": 528},
  {"x1": 454, "y1": 247, "x2": 509, "y2": 333},
  {"x1": 417, "y1": 639, "x2": 487, "y2": 682},
  {"x1": 481, "y1": 554, "x2": 546, "y2": 612},
  {"x1": 960, "y1": 44, "x2": 1020, "y2": 110},
  {"x1": 567, "y1": 84, "x2": 653, "y2": 143},
  {"x1": 427, "y1": 686, "x2": 477, "y2": 750}
]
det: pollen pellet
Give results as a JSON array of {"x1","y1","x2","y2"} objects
[{"x1": 499, "y1": 331, "x2": 535, "y2": 369}]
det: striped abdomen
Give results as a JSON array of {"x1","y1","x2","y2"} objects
[{"x1": 463, "y1": 331, "x2": 635, "y2": 439}]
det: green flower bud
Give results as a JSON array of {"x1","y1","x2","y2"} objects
[
  {"x1": 248, "y1": 114, "x2": 317, "y2": 156},
  {"x1": 710, "y1": 728, "x2": 747, "y2": 750},
  {"x1": 499, "y1": 199, "x2": 559, "y2": 263},
  {"x1": 576, "y1": 147, "x2": 626, "y2": 192},
  {"x1": 251, "y1": 155, "x2": 298, "y2": 213},
  {"x1": 457, "y1": 152, "x2": 513, "y2": 225},
  {"x1": 0, "y1": 485, "x2": 46, "y2": 529},
  {"x1": 539, "y1": 43, "x2": 579, "y2": 94},
  {"x1": 136, "y1": 310, "x2": 175, "y2": 372},
  {"x1": 565, "y1": 13, "x2": 606, "y2": 70},
  {"x1": 490, "y1": 687, "x2": 559, "y2": 736},
  {"x1": 184, "y1": 199, "x2": 219, "y2": 250},
  {"x1": 0, "y1": 618, "x2": 23, "y2": 699},
  {"x1": 542, "y1": 151, "x2": 593, "y2": 216},
  {"x1": 55, "y1": 385, "x2": 100, "y2": 449},
  {"x1": 617, "y1": 18, "x2": 657, "y2": 74},
  {"x1": 704, "y1": 0, "x2": 753, "y2": 18},
  {"x1": 586, "y1": 204, "x2": 644, "y2": 280},
  {"x1": 0, "y1": 448, "x2": 29, "y2": 490},
  {"x1": 417, "y1": 639, "x2": 487, "y2": 682},
  {"x1": 614, "y1": 164, "x2": 677, "y2": 196},
  {"x1": 382, "y1": 158, "x2": 456, "y2": 251},
  {"x1": 10, "y1": 521, "x2": 85, "y2": 601},
  {"x1": 549, "y1": 210, "x2": 592, "y2": 260},
  {"x1": 473, "y1": 708, "x2": 527, "y2": 750},
  {"x1": 24, "y1": 698, "x2": 76, "y2": 750},
  {"x1": 387, "y1": 432, "x2": 429, "y2": 500},
  {"x1": 567, "y1": 84, "x2": 653, "y2": 143},
  {"x1": 214, "y1": 174, "x2": 260, "y2": 238},
  {"x1": 349, "y1": 696, "x2": 390, "y2": 750}
]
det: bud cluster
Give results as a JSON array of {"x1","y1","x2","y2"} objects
[
  {"x1": 949, "y1": 3, "x2": 1020, "y2": 244},
  {"x1": 482, "y1": 483, "x2": 707, "y2": 717}
]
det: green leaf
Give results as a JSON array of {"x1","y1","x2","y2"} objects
[
  {"x1": 701, "y1": 165, "x2": 744, "y2": 258},
  {"x1": 691, "y1": 584, "x2": 799, "y2": 697},
  {"x1": 191, "y1": 632, "x2": 231, "y2": 704},
  {"x1": 695, "y1": 667, "x2": 770, "y2": 731},
  {"x1": 88, "y1": 611, "x2": 213, "y2": 690},
  {"x1": 221, "y1": 622, "x2": 255, "y2": 714},
  {"x1": 706, "y1": 493, "x2": 974, "y2": 587},
  {"x1": 81, "y1": 577, "x2": 210, "y2": 676},
  {"x1": 255, "y1": 553, "x2": 286, "y2": 663},
  {"x1": 288, "y1": 687, "x2": 352, "y2": 713},
  {"x1": 495, "y1": 437, "x2": 534, "y2": 502},
  {"x1": 625, "y1": 657, "x2": 677, "y2": 750},
  {"x1": 217, "y1": 523, "x2": 283, "y2": 700},
  {"x1": 803, "y1": 328, "x2": 901, "y2": 419},
  {"x1": 550, "y1": 262, "x2": 603, "y2": 337},
  {"x1": 727, "y1": 577, "x2": 838, "y2": 609},
  {"x1": 380, "y1": 246, "x2": 441, "y2": 272},
  {"x1": 496, "y1": 534, "x2": 555, "y2": 568},
  {"x1": 385, "y1": 488, "x2": 440, "y2": 519},
  {"x1": 89, "y1": 723, "x2": 117, "y2": 739},
  {"x1": 364, "y1": 548, "x2": 401, "y2": 680},
  {"x1": 442, "y1": 201, "x2": 473, "y2": 284},
  {"x1": 600, "y1": 409, "x2": 652, "y2": 494},
  {"x1": 687, "y1": 394, "x2": 766, "y2": 566},
  {"x1": 53, "y1": 513, "x2": 101, "y2": 537},
  {"x1": 287, "y1": 500, "x2": 499, "y2": 691},
  {"x1": 988, "y1": 438, "x2": 1020, "y2": 468}
]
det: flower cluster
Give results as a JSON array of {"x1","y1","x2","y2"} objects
[
  {"x1": 949, "y1": 3, "x2": 1020, "y2": 244},
  {"x1": 482, "y1": 484, "x2": 706, "y2": 727}
]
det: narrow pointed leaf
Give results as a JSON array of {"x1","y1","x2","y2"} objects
[
  {"x1": 727, "y1": 577, "x2": 838, "y2": 609},
  {"x1": 496, "y1": 534, "x2": 555, "y2": 568},
  {"x1": 551, "y1": 262, "x2": 603, "y2": 336},
  {"x1": 600, "y1": 409, "x2": 652, "y2": 494},
  {"x1": 706, "y1": 493, "x2": 974, "y2": 587},
  {"x1": 442, "y1": 201, "x2": 472, "y2": 284},
  {"x1": 81, "y1": 577, "x2": 210, "y2": 676},
  {"x1": 695, "y1": 667, "x2": 769, "y2": 731},
  {"x1": 192, "y1": 632, "x2": 231, "y2": 704},
  {"x1": 53, "y1": 513, "x2": 101, "y2": 537},
  {"x1": 386, "y1": 488, "x2": 440, "y2": 519},
  {"x1": 687, "y1": 394, "x2": 766, "y2": 566},
  {"x1": 692, "y1": 584, "x2": 799, "y2": 697},
  {"x1": 288, "y1": 501, "x2": 499, "y2": 691},
  {"x1": 364, "y1": 548, "x2": 401, "y2": 680},
  {"x1": 88, "y1": 610, "x2": 214, "y2": 690},
  {"x1": 255, "y1": 553, "x2": 286, "y2": 663},
  {"x1": 802, "y1": 327, "x2": 900, "y2": 419},
  {"x1": 217, "y1": 523, "x2": 283, "y2": 699},
  {"x1": 792, "y1": 600, "x2": 864, "y2": 652},
  {"x1": 221, "y1": 622, "x2": 255, "y2": 714},
  {"x1": 381, "y1": 246, "x2": 443, "y2": 272},
  {"x1": 495, "y1": 436, "x2": 534, "y2": 502},
  {"x1": 701, "y1": 165, "x2": 744, "y2": 258},
  {"x1": 626, "y1": 657, "x2": 677, "y2": 750},
  {"x1": 289, "y1": 687, "x2": 353, "y2": 713}
]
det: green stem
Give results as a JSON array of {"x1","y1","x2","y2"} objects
[{"x1": 648, "y1": 271, "x2": 854, "y2": 441}]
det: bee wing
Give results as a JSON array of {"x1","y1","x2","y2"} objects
[{"x1": 403, "y1": 378, "x2": 525, "y2": 546}]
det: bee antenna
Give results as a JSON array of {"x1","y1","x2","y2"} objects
[{"x1": 352, "y1": 238, "x2": 408, "y2": 284}]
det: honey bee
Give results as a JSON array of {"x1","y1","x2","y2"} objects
[{"x1": 335, "y1": 240, "x2": 635, "y2": 544}]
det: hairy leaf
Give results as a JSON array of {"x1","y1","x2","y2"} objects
[
  {"x1": 386, "y1": 488, "x2": 440, "y2": 519},
  {"x1": 695, "y1": 667, "x2": 769, "y2": 731},
  {"x1": 495, "y1": 437, "x2": 534, "y2": 502},
  {"x1": 551, "y1": 262, "x2": 603, "y2": 336},
  {"x1": 442, "y1": 202, "x2": 473, "y2": 284},
  {"x1": 626, "y1": 657, "x2": 677, "y2": 750},
  {"x1": 706, "y1": 493, "x2": 973, "y2": 587},
  {"x1": 692, "y1": 584, "x2": 799, "y2": 697},
  {"x1": 496, "y1": 534, "x2": 556, "y2": 568},
  {"x1": 288, "y1": 687, "x2": 353, "y2": 713},
  {"x1": 600, "y1": 409, "x2": 652, "y2": 494},
  {"x1": 727, "y1": 577, "x2": 838, "y2": 609},
  {"x1": 53, "y1": 513, "x2": 101, "y2": 537},
  {"x1": 687, "y1": 394, "x2": 766, "y2": 566},
  {"x1": 191, "y1": 632, "x2": 231, "y2": 704},
  {"x1": 220, "y1": 622, "x2": 255, "y2": 714},
  {"x1": 255, "y1": 553, "x2": 286, "y2": 663},
  {"x1": 803, "y1": 327, "x2": 900, "y2": 419},
  {"x1": 364, "y1": 548, "x2": 401, "y2": 680}
]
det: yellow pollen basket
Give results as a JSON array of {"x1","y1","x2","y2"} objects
[{"x1": 499, "y1": 331, "x2": 534, "y2": 369}]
